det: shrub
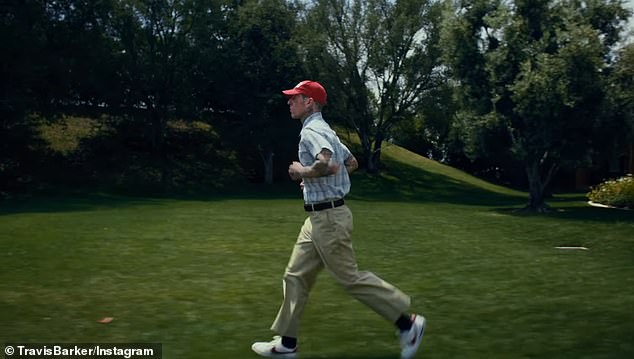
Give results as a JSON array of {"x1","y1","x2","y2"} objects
[{"x1": 587, "y1": 174, "x2": 634, "y2": 209}]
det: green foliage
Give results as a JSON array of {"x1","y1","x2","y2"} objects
[
  {"x1": 103, "y1": 119, "x2": 242, "y2": 194},
  {"x1": 597, "y1": 43, "x2": 634, "y2": 155},
  {"x1": 588, "y1": 174, "x2": 634, "y2": 208},
  {"x1": 33, "y1": 116, "x2": 242, "y2": 195},
  {"x1": 220, "y1": 0, "x2": 304, "y2": 184},
  {"x1": 38, "y1": 116, "x2": 103, "y2": 155},
  {"x1": 303, "y1": 0, "x2": 446, "y2": 172},
  {"x1": 441, "y1": 0, "x2": 631, "y2": 210},
  {"x1": 391, "y1": 74, "x2": 463, "y2": 164},
  {"x1": 2, "y1": 0, "x2": 632, "y2": 195}
]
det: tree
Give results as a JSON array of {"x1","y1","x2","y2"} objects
[
  {"x1": 442, "y1": 0, "x2": 631, "y2": 211},
  {"x1": 108, "y1": 0, "x2": 202, "y2": 154},
  {"x1": 221, "y1": 0, "x2": 303, "y2": 184},
  {"x1": 611, "y1": 43, "x2": 634, "y2": 146},
  {"x1": 0, "y1": 0, "x2": 119, "y2": 192},
  {"x1": 391, "y1": 80, "x2": 460, "y2": 162},
  {"x1": 598, "y1": 42, "x2": 634, "y2": 173},
  {"x1": 302, "y1": 0, "x2": 445, "y2": 173},
  {"x1": 1, "y1": 1, "x2": 48, "y2": 191}
]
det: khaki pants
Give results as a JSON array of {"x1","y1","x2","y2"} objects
[{"x1": 271, "y1": 205, "x2": 411, "y2": 338}]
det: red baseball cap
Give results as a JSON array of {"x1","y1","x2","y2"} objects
[{"x1": 282, "y1": 80, "x2": 327, "y2": 105}]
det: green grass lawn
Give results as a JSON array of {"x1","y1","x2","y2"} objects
[{"x1": 1, "y1": 147, "x2": 633, "y2": 358}]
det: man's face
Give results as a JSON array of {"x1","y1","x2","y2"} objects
[{"x1": 287, "y1": 94, "x2": 313, "y2": 120}]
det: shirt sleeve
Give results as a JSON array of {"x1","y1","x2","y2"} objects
[
  {"x1": 300, "y1": 129, "x2": 334, "y2": 164},
  {"x1": 340, "y1": 141, "x2": 353, "y2": 160}
]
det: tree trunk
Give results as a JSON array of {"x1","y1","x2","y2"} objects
[
  {"x1": 149, "y1": 109, "x2": 165, "y2": 155},
  {"x1": 524, "y1": 160, "x2": 558, "y2": 212},
  {"x1": 358, "y1": 131, "x2": 374, "y2": 173},
  {"x1": 627, "y1": 143, "x2": 634, "y2": 174},
  {"x1": 367, "y1": 135, "x2": 384, "y2": 175},
  {"x1": 260, "y1": 148, "x2": 274, "y2": 185},
  {"x1": 366, "y1": 153, "x2": 378, "y2": 174},
  {"x1": 525, "y1": 162, "x2": 547, "y2": 211}
]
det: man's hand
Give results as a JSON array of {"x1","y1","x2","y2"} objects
[
  {"x1": 288, "y1": 161, "x2": 304, "y2": 181},
  {"x1": 345, "y1": 155, "x2": 358, "y2": 174}
]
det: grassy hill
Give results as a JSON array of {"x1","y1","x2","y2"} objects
[
  {"x1": 1, "y1": 141, "x2": 633, "y2": 359},
  {"x1": 349, "y1": 143, "x2": 525, "y2": 206}
]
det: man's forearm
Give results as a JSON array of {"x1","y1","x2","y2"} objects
[
  {"x1": 288, "y1": 150, "x2": 339, "y2": 180},
  {"x1": 299, "y1": 159, "x2": 334, "y2": 178},
  {"x1": 302, "y1": 155, "x2": 356, "y2": 177}
]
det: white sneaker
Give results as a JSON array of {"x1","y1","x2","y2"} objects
[
  {"x1": 251, "y1": 336, "x2": 298, "y2": 358},
  {"x1": 399, "y1": 314, "x2": 426, "y2": 359}
]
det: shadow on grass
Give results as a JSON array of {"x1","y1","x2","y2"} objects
[
  {"x1": 543, "y1": 205, "x2": 632, "y2": 223},
  {"x1": 0, "y1": 192, "x2": 176, "y2": 217},
  {"x1": 1, "y1": 156, "x2": 529, "y2": 215},
  {"x1": 491, "y1": 203, "x2": 633, "y2": 223},
  {"x1": 0, "y1": 182, "x2": 304, "y2": 216}
]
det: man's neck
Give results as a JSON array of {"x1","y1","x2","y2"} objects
[{"x1": 301, "y1": 111, "x2": 321, "y2": 125}]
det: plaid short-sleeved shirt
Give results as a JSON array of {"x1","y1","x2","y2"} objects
[{"x1": 298, "y1": 112, "x2": 353, "y2": 204}]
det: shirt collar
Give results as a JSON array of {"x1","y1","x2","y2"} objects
[{"x1": 301, "y1": 112, "x2": 322, "y2": 129}]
